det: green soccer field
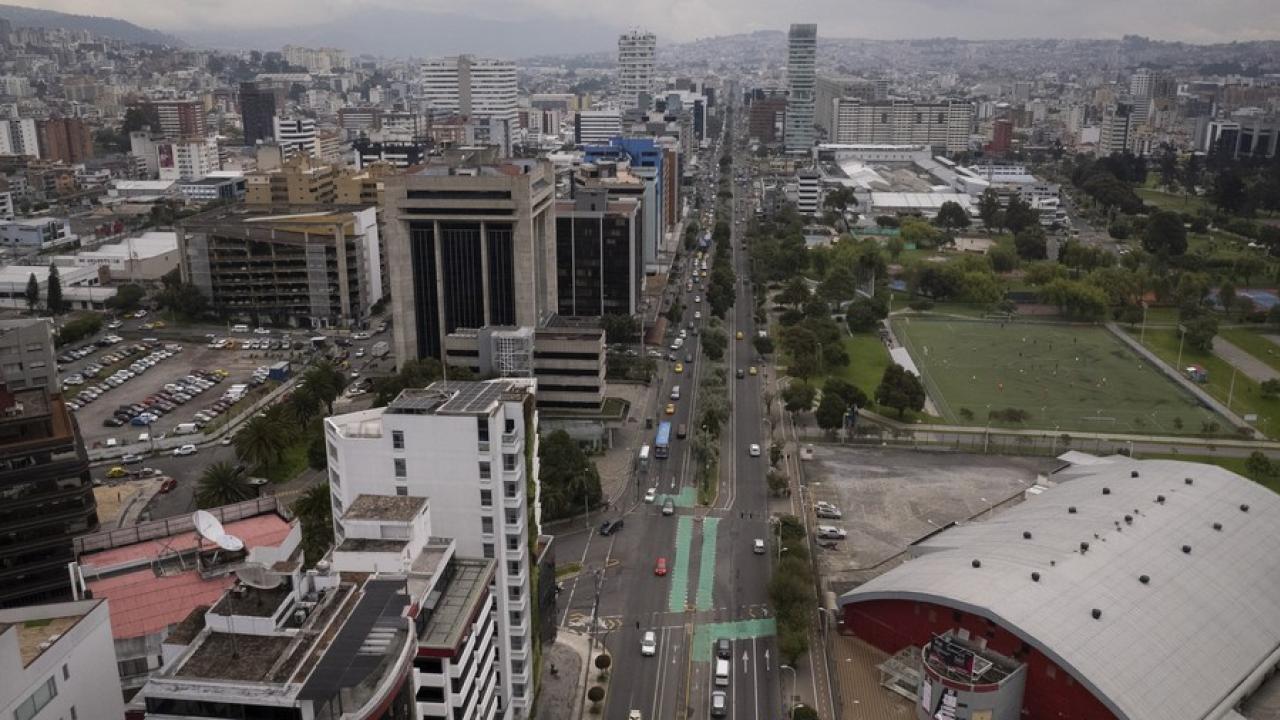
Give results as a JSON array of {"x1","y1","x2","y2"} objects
[{"x1": 891, "y1": 317, "x2": 1226, "y2": 434}]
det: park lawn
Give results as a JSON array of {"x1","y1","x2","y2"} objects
[
  {"x1": 1136, "y1": 187, "x2": 1210, "y2": 215},
  {"x1": 1137, "y1": 452, "x2": 1280, "y2": 495},
  {"x1": 893, "y1": 317, "x2": 1224, "y2": 434},
  {"x1": 1134, "y1": 328, "x2": 1280, "y2": 439},
  {"x1": 1218, "y1": 328, "x2": 1280, "y2": 375},
  {"x1": 263, "y1": 438, "x2": 310, "y2": 483}
]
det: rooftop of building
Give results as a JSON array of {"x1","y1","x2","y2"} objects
[
  {"x1": 173, "y1": 631, "x2": 296, "y2": 683},
  {"x1": 0, "y1": 216, "x2": 67, "y2": 227},
  {"x1": 326, "y1": 406, "x2": 384, "y2": 439},
  {"x1": 415, "y1": 558, "x2": 495, "y2": 651},
  {"x1": 387, "y1": 379, "x2": 528, "y2": 417},
  {"x1": 66, "y1": 231, "x2": 177, "y2": 259},
  {"x1": 112, "y1": 180, "x2": 176, "y2": 191},
  {"x1": 839, "y1": 456, "x2": 1280, "y2": 720},
  {"x1": 343, "y1": 494, "x2": 427, "y2": 523},
  {"x1": 0, "y1": 599, "x2": 101, "y2": 667},
  {"x1": 179, "y1": 203, "x2": 374, "y2": 232}
]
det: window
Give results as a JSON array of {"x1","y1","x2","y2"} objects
[
  {"x1": 504, "y1": 480, "x2": 518, "y2": 498},
  {"x1": 396, "y1": 486, "x2": 408, "y2": 496},
  {"x1": 506, "y1": 510, "x2": 519, "y2": 526},
  {"x1": 479, "y1": 461, "x2": 491, "y2": 480},
  {"x1": 503, "y1": 454, "x2": 517, "y2": 471},
  {"x1": 512, "y1": 660, "x2": 524, "y2": 675},
  {"x1": 507, "y1": 560, "x2": 521, "y2": 576},
  {"x1": 392, "y1": 430, "x2": 404, "y2": 450},
  {"x1": 394, "y1": 458, "x2": 406, "y2": 477},
  {"x1": 327, "y1": 441, "x2": 337, "y2": 460},
  {"x1": 509, "y1": 585, "x2": 521, "y2": 600},
  {"x1": 482, "y1": 517, "x2": 494, "y2": 534},
  {"x1": 480, "y1": 489, "x2": 493, "y2": 507},
  {"x1": 117, "y1": 657, "x2": 150, "y2": 677},
  {"x1": 510, "y1": 611, "x2": 522, "y2": 626},
  {"x1": 476, "y1": 416, "x2": 490, "y2": 443},
  {"x1": 70, "y1": 707, "x2": 77, "y2": 720},
  {"x1": 504, "y1": 418, "x2": 516, "y2": 434},
  {"x1": 483, "y1": 543, "x2": 495, "y2": 559},
  {"x1": 14, "y1": 676, "x2": 57, "y2": 720},
  {"x1": 506, "y1": 535, "x2": 520, "y2": 551},
  {"x1": 329, "y1": 468, "x2": 341, "y2": 488},
  {"x1": 511, "y1": 636, "x2": 523, "y2": 651},
  {"x1": 62, "y1": 664, "x2": 69, "y2": 680}
]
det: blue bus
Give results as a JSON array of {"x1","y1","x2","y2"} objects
[{"x1": 654, "y1": 421, "x2": 672, "y2": 459}]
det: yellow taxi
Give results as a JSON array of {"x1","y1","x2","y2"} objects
[
  {"x1": 748, "y1": 366, "x2": 758, "y2": 376},
  {"x1": 735, "y1": 331, "x2": 744, "y2": 340},
  {"x1": 106, "y1": 466, "x2": 127, "y2": 479},
  {"x1": 665, "y1": 403, "x2": 676, "y2": 415},
  {"x1": 674, "y1": 362, "x2": 683, "y2": 374}
]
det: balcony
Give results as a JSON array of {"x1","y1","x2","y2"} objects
[{"x1": 501, "y1": 430, "x2": 519, "y2": 448}]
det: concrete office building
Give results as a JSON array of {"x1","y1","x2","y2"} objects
[
  {"x1": 831, "y1": 99, "x2": 975, "y2": 154},
  {"x1": 177, "y1": 173, "x2": 246, "y2": 204},
  {"x1": 273, "y1": 116, "x2": 319, "y2": 159},
  {"x1": 748, "y1": 94, "x2": 788, "y2": 144},
  {"x1": 840, "y1": 457, "x2": 1280, "y2": 720},
  {"x1": 0, "y1": 384, "x2": 98, "y2": 609},
  {"x1": 0, "y1": 118, "x2": 40, "y2": 157},
  {"x1": 0, "y1": 319, "x2": 56, "y2": 392},
  {"x1": 555, "y1": 190, "x2": 642, "y2": 317},
  {"x1": 420, "y1": 56, "x2": 518, "y2": 154},
  {"x1": 795, "y1": 169, "x2": 821, "y2": 215},
  {"x1": 325, "y1": 379, "x2": 544, "y2": 718},
  {"x1": 814, "y1": 75, "x2": 882, "y2": 139},
  {"x1": 383, "y1": 156, "x2": 557, "y2": 361},
  {"x1": 618, "y1": 30, "x2": 657, "y2": 110},
  {"x1": 574, "y1": 110, "x2": 623, "y2": 146},
  {"x1": 1202, "y1": 118, "x2": 1278, "y2": 159},
  {"x1": 353, "y1": 138, "x2": 428, "y2": 169},
  {"x1": 573, "y1": 161, "x2": 659, "y2": 276},
  {"x1": 35, "y1": 118, "x2": 92, "y2": 164},
  {"x1": 144, "y1": 99, "x2": 207, "y2": 142},
  {"x1": 0, "y1": 599, "x2": 124, "y2": 720},
  {"x1": 443, "y1": 326, "x2": 606, "y2": 411},
  {"x1": 1101, "y1": 100, "x2": 1136, "y2": 156},
  {"x1": 238, "y1": 81, "x2": 278, "y2": 145},
  {"x1": 245, "y1": 154, "x2": 337, "y2": 205},
  {"x1": 0, "y1": 217, "x2": 76, "y2": 252},
  {"x1": 785, "y1": 23, "x2": 818, "y2": 154},
  {"x1": 178, "y1": 204, "x2": 382, "y2": 329}
]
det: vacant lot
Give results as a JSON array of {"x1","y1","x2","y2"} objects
[{"x1": 892, "y1": 317, "x2": 1224, "y2": 434}]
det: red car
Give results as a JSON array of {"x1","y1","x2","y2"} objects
[
  {"x1": 158, "y1": 477, "x2": 177, "y2": 493},
  {"x1": 654, "y1": 557, "x2": 667, "y2": 576}
]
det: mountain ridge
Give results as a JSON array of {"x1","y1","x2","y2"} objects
[{"x1": 0, "y1": 3, "x2": 182, "y2": 46}]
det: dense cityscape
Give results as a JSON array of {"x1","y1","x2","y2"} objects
[{"x1": 0, "y1": 4, "x2": 1277, "y2": 720}]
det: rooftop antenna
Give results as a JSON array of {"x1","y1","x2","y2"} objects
[
  {"x1": 193, "y1": 510, "x2": 245, "y2": 552},
  {"x1": 235, "y1": 563, "x2": 283, "y2": 590}
]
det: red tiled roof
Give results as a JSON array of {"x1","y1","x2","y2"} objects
[{"x1": 83, "y1": 515, "x2": 293, "y2": 640}]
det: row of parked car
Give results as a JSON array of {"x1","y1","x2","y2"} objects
[
  {"x1": 103, "y1": 369, "x2": 229, "y2": 428},
  {"x1": 66, "y1": 344, "x2": 183, "y2": 411},
  {"x1": 57, "y1": 334, "x2": 122, "y2": 365}
]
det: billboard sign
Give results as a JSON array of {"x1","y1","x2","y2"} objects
[{"x1": 157, "y1": 143, "x2": 175, "y2": 169}]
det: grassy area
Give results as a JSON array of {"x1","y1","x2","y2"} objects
[
  {"x1": 262, "y1": 438, "x2": 309, "y2": 483},
  {"x1": 893, "y1": 317, "x2": 1225, "y2": 434},
  {"x1": 1133, "y1": 328, "x2": 1279, "y2": 438},
  {"x1": 1137, "y1": 452, "x2": 1280, "y2": 494},
  {"x1": 1218, "y1": 328, "x2": 1280, "y2": 375},
  {"x1": 1136, "y1": 187, "x2": 1210, "y2": 214},
  {"x1": 818, "y1": 331, "x2": 937, "y2": 423},
  {"x1": 555, "y1": 561, "x2": 582, "y2": 578}
]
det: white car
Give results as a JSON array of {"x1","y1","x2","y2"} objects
[
  {"x1": 253, "y1": 327, "x2": 271, "y2": 335},
  {"x1": 173, "y1": 444, "x2": 198, "y2": 457},
  {"x1": 644, "y1": 487, "x2": 657, "y2": 503},
  {"x1": 640, "y1": 631, "x2": 656, "y2": 656},
  {"x1": 693, "y1": 295, "x2": 701, "y2": 303},
  {"x1": 748, "y1": 443, "x2": 761, "y2": 457},
  {"x1": 753, "y1": 538, "x2": 766, "y2": 555},
  {"x1": 817, "y1": 525, "x2": 848, "y2": 540}
]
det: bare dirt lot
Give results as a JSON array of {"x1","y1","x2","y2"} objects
[{"x1": 803, "y1": 446, "x2": 1057, "y2": 594}]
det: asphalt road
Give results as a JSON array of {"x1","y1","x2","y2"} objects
[{"x1": 575, "y1": 113, "x2": 780, "y2": 720}]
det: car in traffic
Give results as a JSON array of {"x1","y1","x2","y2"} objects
[
  {"x1": 710, "y1": 691, "x2": 728, "y2": 717},
  {"x1": 748, "y1": 443, "x2": 761, "y2": 457},
  {"x1": 120, "y1": 453, "x2": 144, "y2": 465},
  {"x1": 716, "y1": 638, "x2": 732, "y2": 659},
  {"x1": 674, "y1": 362, "x2": 683, "y2": 374},
  {"x1": 654, "y1": 557, "x2": 667, "y2": 576},
  {"x1": 735, "y1": 331, "x2": 744, "y2": 340},
  {"x1": 753, "y1": 538, "x2": 766, "y2": 554},
  {"x1": 599, "y1": 519, "x2": 624, "y2": 536},
  {"x1": 641, "y1": 631, "x2": 656, "y2": 657},
  {"x1": 815, "y1": 504, "x2": 843, "y2": 519},
  {"x1": 736, "y1": 368, "x2": 745, "y2": 379},
  {"x1": 173, "y1": 444, "x2": 198, "y2": 457},
  {"x1": 644, "y1": 487, "x2": 657, "y2": 503},
  {"x1": 158, "y1": 477, "x2": 177, "y2": 493},
  {"x1": 748, "y1": 366, "x2": 757, "y2": 376},
  {"x1": 106, "y1": 466, "x2": 127, "y2": 479},
  {"x1": 662, "y1": 498, "x2": 675, "y2": 516},
  {"x1": 665, "y1": 403, "x2": 676, "y2": 415}
]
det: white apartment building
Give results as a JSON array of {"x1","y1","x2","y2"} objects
[
  {"x1": 795, "y1": 170, "x2": 821, "y2": 216},
  {"x1": 0, "y1": 599, "x2": 124, "y2": 720},
  {"x1": 785, "y1": 23, "x2": 818, "y2": 154},
  {"x1": 831, "y1": 99, "x2": 974, "y2": 153},
  {"x1": 325, "y1": 379, "x2": 540, "y2": 718},
  {"x1": 617, "y1": 30, "x2": 656, "y2": 110},
  {"x1": 273, "y1": 115, "x2": 319, "y2": 159},
  {"x1": 420, "y1": 56, "x2": 517, "y2": 154},
  {"x1": 0, "y1": 75, "x2": 33, "y2": 97},
  {"x1": 574, "y1": 110, "x2": 623, "y2": 145},
  {"x1": 0, "y1": 217, "x2": 76, "y2": 251},
  {"x1": 0, "y1": 118, "x2": 40, "y2": 157}
]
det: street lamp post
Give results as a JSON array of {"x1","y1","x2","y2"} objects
[{"x1": 780, "y1": 664, "x2": 797, "y2": 719}]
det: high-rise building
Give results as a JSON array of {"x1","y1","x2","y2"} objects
[
  {"x1": 785, "y1": 23, "x2": 818, "y2": 154},
  {"x1": 0, "y1": 318, "x2": 57, "y2": 391},
  {"x1": 325, "y1": 379, "x2": 545, "y2": 718},
  {"x1": 383, "y1": 156, "x2": 557, "y2": 361},
  {"x1": 245, "y1": 153, "x2": 337, "y2": 205},
  {"x1": 420, "y1": 56, "x2": 517, "y2": 154},
  {"x1": 831, "y1": 99, "x2": 974, "y2": 153},
  {"x1": 0, "y1": 382, "x2": 98, "y2": 609},
  {"x1": 989, "y1": 118, "x2": 1014, "y2": 155},
  {"x1": 555, "y1": 190, "x2": 642, "y2": 317},
  {"x1": 144, "y1": 99, "x2": 207, "y2": 142},
  {"x1": 617, "y1": 30, "x2": 656, "y2": 111},
  {"x1": 0, "y1": 118, "x2": 40, "y2": 157},
  {"x1": 748, "y1": 94, "x2": 788, "y2": 144},
  {"x1": 238, "y1": 81, "x2": 277, "y2": 145},
  {"x1": 1101, "y1": 100, "x2": 1135, "y2": 155},
  {"x1": 574, "y1": 109, "x2": 623, "y2": 145},
  {"x1": 273, "y1": 115, "x2": 318, "y2": 158},
  {"x1": 0, "y1": 599, "x2": 124, "y2": 720},
  {"x1": 814, "y1": 75, "x2": 880, "y2": 139},
  {"x1": 35, "y1": 118, "x2": 91, "y2": 164}
]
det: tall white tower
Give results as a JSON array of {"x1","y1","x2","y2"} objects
[{"x1": 618, "y1": 30, "x2": 657, "y2": 111}]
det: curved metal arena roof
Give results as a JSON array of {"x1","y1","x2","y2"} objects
[{"x1": 839, "y1": 457, "x2": 1280, "y2": 720}]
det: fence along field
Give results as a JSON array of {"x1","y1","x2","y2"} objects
[{"x1": 890, "y1": 317, "x2": 1226, "y2": 435}]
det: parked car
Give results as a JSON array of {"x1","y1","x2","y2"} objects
[
  {"x1": 120, "y1": 454, "x2": 144, "y2": 465},
  {"x1": 173, "y1": 444, "x2": 198, "y2": 457},
  {"x1": 599, "y1": 519, "x2": 624, "y2": 536},
  {"x1": 816, "y1": 526, "x2": 848, "y2": 540}
]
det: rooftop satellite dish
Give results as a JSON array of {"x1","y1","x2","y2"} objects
[
  {"x1": 193, "y1": 510, "x2": 245, "y2": 552},
  {"x1": 235, "y1": 563, "x2": 283, "y2": 590}
]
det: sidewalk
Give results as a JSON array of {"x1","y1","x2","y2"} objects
[
  {"x1": 531, "y1": 629, "x2": 602, "y2": 719},
  {"x1": 1214, "y1": 336, "x2": 1280, "y2": 383}
]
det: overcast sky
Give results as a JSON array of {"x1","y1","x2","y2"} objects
[{"x1": 25, "y1": 0, "x2": 1280, "y2": 45}]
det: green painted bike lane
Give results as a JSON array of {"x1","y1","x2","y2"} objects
[
  {"x1": 692, "y1": 619, "x2": 778, "y2": 662},
  {"x1": 668, "y1": 515, "x2": 695, "y2": 612},
  {"x1": 695, "y1": 517, "x2": 719, "y2": 611}
]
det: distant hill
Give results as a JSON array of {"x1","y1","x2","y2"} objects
[{"x1": 0, "y1": 3, "x2": 182, "y2": 46}]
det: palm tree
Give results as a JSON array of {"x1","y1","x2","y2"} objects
[
  {"x1": 303, "y1": 361, "x2": 346, "y2": 414},
  {"x1": 290, "y1": 484, "x2": 334, "y2": 565},
  {"x1": 195, "y1": 462, "x2": 252, "y2": 508},
  {"x1": 235, "y1": 413, "x2": 290, "y2": 471},
  {"x1": 288, "y1": 384, "x2": 323, "y2": 426}
]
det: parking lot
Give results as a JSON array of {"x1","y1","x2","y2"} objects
[
  {"x1": 65, "y1": 337, "x2": 281, "y2": 449},
  {"x1": 802, "y1": 446, "x2": 1055, "y2": 593}
]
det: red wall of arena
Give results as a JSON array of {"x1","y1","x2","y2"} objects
[{"x1": 843, "y1": 599, "x2": 1118, "y2": 720}]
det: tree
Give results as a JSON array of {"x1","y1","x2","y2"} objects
[
  {"x1": 45, "y1": 263, "x2": 63, "y2": 315},
  {"x1": 1183, "y1": 315, "x2": 1219, "y2": 353},
  {"x1": 1013, "y1": 226, "x2": 1048, "y2": 260},
  {"x1": 291, "y1": 484, "x2": 334, "y2": 565},
  {"x1": 792, "y1": 707, "x2": 820, "y2": 720},
  {"x1": 1210, "y1": 168, "x2": 1247, "y2": 214},
  {"x1": 1003, "y1": 195, "x2": 1038, "y2": 235},
  {"x1": 539, "y1": 429, "x2": 602, "y2": 521},
  {"x1": 235, "y1": 413, "x2": 292, "y2": 471},
  {"x1": 701, "y1": 325, "x2": 728, "y2": 362},
  {"x1": 782, "y1": 382, "x2": 817, "y2": 413},
  {"x1": 977, "y1": 188, "x2": 1003, "y2": 231},
  {"x1": 587, "y1": 686, "x2": 605, "y2": 709},
  {"x1": 195, "y1": 462, "x2": 253, "y2": 508},
  {"x1": 1245, "y1": 451, "x2": 1274, "y2": 478},
  {"x1": 301, "y1": 361, "x2": 346, "y2": 415},
  {"x1": 776, "y1": 277, "x2": 810, "y2": 308},
  {"x1": 767, "y1": 470, "x2": 789, "y2": 496},
  {"x1": 599, "y1": 314, "x2": 639, "y2": 344},
  {"x1": 989, "y1": 246, "x2": 1018, "y2": 273},
  {"x1": 815, "y1": 392, "x2": 849, "y2": 433},
  {"x1": 875, "y1": 364, "x2": 925, "y2": 419},
  {"x1": 753, "y1": 334, "x2": 774, "y2": 356},
  {"x1": 934, "y1": 200, "x2": 971, "y2": 231},
  {"x1": 1261, "y1": 379, "x2": 1280, "y2": 400},
  {"x1": 1141, "y1": 211, "x2": 1188, "y2": 256},
  {"x1": 106, "y1": 283, "x2": 146, "y2": 313},
  {"x1": 23, "y1": 273, "x2": 38, "y2": 312},
  {"x1": 373, "y1": 358, "x2": 444, "y2": 406},
  {"x1": 824, "y1": 378, "x2": 867, "y2": 409},
  {"x1": 845, "y1": 296, "x2": 886, "y2": 333},
  {"x1": 780, "y1": 326, "x2": 821, "y2": 378}
]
